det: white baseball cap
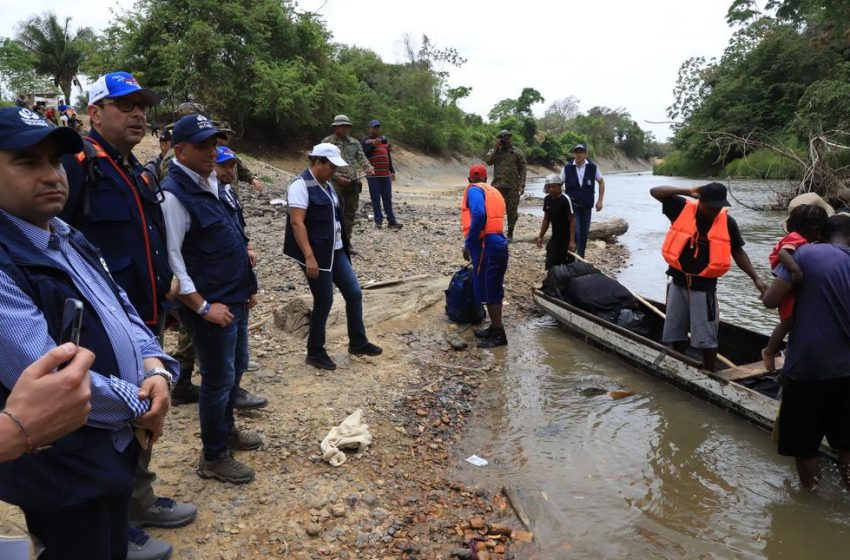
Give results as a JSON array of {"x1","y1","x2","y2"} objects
[{"x1": 308, "y1": 143, "x2": 348, "y2": 166}]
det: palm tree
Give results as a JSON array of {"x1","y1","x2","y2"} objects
[{"x1": 16, "y1": 12, "x2": 94, "y2": 104}]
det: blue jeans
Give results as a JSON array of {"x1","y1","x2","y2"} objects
[
  {"x1": 366, "y1": 176, "x2": 396, "y2": 225},
  {"x1": 178, "y1": 302, "x2": 249, "y2": 460},
  {"x1": 306, "y1": 249, "x2": 368, "y2": 355},
  {"x1": 574, "y1": 206, "x2": 592, "y2": 257}
]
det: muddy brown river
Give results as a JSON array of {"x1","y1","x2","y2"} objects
[{"x1": 456, "y1": 173, "x2": 850, "y2": 559}]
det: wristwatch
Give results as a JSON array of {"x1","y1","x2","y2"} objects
[{"x1": 144, "y1": 367, "x2": 174, "y2": 391}]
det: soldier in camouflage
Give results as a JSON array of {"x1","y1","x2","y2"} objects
[
  {"x1": 321, "y1": 114, "x2": 373, "y2": 253},
  {"x1": 484, "y1": 130, "x2": 527, "y2": 241}
]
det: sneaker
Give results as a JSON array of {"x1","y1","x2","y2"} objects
[
  {"x1": 305, "y1": 352, "x2": 337, "y2": 370},
  {"x1": 131, "y1": 497, "x2": 198, "y2": 528},
  {"x1": 233, "y1": 387, "x2": 268, "y2": 410},
  {"x1": 127, "y1": 525, "x2": 172, "y2": 560},
  {"x1": 349, "y1": 342, "x2": 383, "y2": 356},
  {"x1": 197, "y1": 451, "x2": 255, "y2": 484},
  {"x1": 387, "y1": 222, "x2": 403, "y2": 229},
  {"x1": 473, "y1": 326, "x2": 494, "y2": 338},
  {"x1": 477, "y1": 328, "x2": 507, "y2": 348},
  {"x1": 227, "y1": 428, "x2": 263, "y2": 451},
  {"x1": 170, "y1": 382, "x2": 200, "y2": 405},
  {"x1": 246, "y1": 360, "x2": 260, "y2": 372}
]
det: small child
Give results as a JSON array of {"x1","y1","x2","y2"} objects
[{"x1": 762, "y1": 204, "x2": 829, "y2": 371}]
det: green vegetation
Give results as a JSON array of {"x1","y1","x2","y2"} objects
[
  {"x1": 2, "y1": 0, "x2": 655, "y2": 164},
  {"x1": 661, "y1": 0, "x2": 850, "y2": 191}
]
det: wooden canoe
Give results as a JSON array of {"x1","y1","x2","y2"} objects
[{"x1": 532, "y1": 288, "x2": 780, "y2": 432}]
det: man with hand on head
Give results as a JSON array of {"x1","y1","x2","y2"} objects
[
  {"x1": 161, "y1": 115, "x2": 261, "y2": 484},
  {"x1": 59, "y1": 72, "x2": 196, "y2": 558},
  {"x1": 484, "y1": 130, "x2": 527, "y2": 242},
  {"x1": 0, "y1": 106, "x2": 179, "y2": 560}
]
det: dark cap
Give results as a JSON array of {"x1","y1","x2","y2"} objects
[
  {"x1": 496, "y1": 129, "x2": 512, "y2": 138},
  {"x1": 572, "y1": 143, "x2": 587, "y2": 152},
  {"x1": 172, "y1": 114, "x2": 227, "y2": 144},
  {"x1": 0, "y1": 107, "x2": 83, "y2": 153},
  {"x1": 368, "y1": 119, "x2": 381, "y2": 128},
  {"x1": 469, "y1": 163, "x2": 488, "y2": 182},
  {"x1": 699, "y1": 182, "x2": 731, "y2": 208}
]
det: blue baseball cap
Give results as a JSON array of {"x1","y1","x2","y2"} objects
[
  {"x1": 88, "y1": 71, "x2": 160, "y2": 106},
  {"x1": 172, "y1": 114, "x2": 227, "y2": 144},
  {"x1": 215, "y1": 146, "x2": 238, "y2": 164},
  {"x1": 368, "y1": 119, "x2": 381, "y2": 128},
  {"x1": 0, "y1": 107, "x2": 83, "y2": 153}
]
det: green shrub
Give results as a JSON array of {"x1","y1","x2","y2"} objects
[
  {"x1": 722, "y1": 148, "x2": 803, "y2": 179},
  {"x1": 653, "y1": 150, "x2": 714, "y2": 177}
]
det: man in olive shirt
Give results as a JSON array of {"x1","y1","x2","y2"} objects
[{"x1": 484, "y1": 130, "x2": 527, "y2": 241}]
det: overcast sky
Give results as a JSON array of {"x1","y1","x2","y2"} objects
[{"x1": 2, "y1": 0, "x2": 737, "y2": 141}]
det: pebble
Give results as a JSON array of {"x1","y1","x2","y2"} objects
[{"x1": 305, "y1": 523, "x2": 322, "y2": 537}]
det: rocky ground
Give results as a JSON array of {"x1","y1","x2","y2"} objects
[{"x1": 2, "y1": 135, "x2": 628, "y2": 559}]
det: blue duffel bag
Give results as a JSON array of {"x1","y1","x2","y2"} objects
[{"x1": 445, "y1": 265, "x2": 485, "y2": 324}]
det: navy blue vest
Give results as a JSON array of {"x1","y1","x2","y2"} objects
[
  {"x1": 563, "y1": 160, "x2": 598, "y2": 208},
  {"x1": 161, "y1": 165, "x2": 257, "y2": 304},
  {"x1": 0, "y1": 213, "x2": 136, "y2": 510},
  {"x1": 283, "y1": 169, "x2": 348, "y2": 270},
  {"x1": 60, "y1": 129, "x2": 172, "y2": 326}
]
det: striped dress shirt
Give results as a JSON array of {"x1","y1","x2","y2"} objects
[{"x1": 0, "y1": 212, "x2": 179, "y2": 451}]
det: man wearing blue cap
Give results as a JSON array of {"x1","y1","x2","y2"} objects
[
  {"x1": 0, "y1": 107, "x2": 179, "y2": 559},
  {"x1": 362, "y1": 119, "x2": 401, "y2": 229},
  {"x1": 161, "y1": 115, "x2": 261, "y2": 484},
  {"x1": 559, "y1": 144, "x2": 606, "y2": 257},
  {"x1": 60, "y1": 71, "x2": 194, "y2": 560}
]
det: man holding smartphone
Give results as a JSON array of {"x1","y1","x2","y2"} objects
[
  {"x1": 0, "y1": 107, "x2": 179, "y2": 559},
  {"x1": 362, "y1": 119, "x2": 401, "y2": 229}
]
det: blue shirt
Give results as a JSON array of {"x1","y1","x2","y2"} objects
[
  {"x1": 775, "y1": 243, "x2": 850, "y2": 381},
  {"x1": 0, "y1": 212, "x2": 179, "y2": 450},
  {"x1": 464, "y1": 186, "x2": 508, "y2": 253}
]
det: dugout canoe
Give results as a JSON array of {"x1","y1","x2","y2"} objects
[{"x1": 532, "y1": 288, "x2": 780, "y2": 432}]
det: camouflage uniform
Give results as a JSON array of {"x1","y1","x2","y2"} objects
[
  {"x1": 484, "y1": 145, "x2": 527, "y2": 237},
  {"x1": 321, "y1": 133, "x2": 371, "y2": 246}
]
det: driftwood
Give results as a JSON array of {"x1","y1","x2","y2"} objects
[{"x1": 515, "y1": 218, "x2": 628, "y2": 244}]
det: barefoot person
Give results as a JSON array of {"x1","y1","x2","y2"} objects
[
  {"x1": 763, "y1": 214, "x2": 850, "y2": 490},
  {"x1": 283, "y1": 143, "x2": 382, "y2": 370},
  {"x1": 650, "y1": 183, "x2": 766, "y2": 370},
  {"x1": 762, "y1": 201, "x2": 829, "y2": 371}
]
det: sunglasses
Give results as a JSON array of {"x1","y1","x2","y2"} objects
[{"x1": 103, "y1": 98, "x2": 149, "y2": 113}]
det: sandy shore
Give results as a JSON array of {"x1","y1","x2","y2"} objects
[{"x1": 0, "y1": 136, "x2": 628, "y2": 559}]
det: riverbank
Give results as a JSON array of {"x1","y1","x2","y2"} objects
[{"x1": 0, "y1": 136, "x2": 628, "y2": 559}]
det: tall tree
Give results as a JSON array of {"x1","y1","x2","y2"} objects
[
  {"x1": 0, "y1": 38, "x2": 57, "y2": 99},
  {"x1": 15, "y1": 12, "x2": 93, "y2": 104}
]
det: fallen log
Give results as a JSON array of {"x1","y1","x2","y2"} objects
[{"x1": 514, "y1": 217, "x2": 628, "y2": 244}]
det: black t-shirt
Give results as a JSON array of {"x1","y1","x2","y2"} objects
[
  {"x1": 544, "y1": 193, "x2": 575, "y2": 250},
  {"x1": 662, "y1": 196, "x2": 744, "y2": 291}
]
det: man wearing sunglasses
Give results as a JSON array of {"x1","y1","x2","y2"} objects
[{"x1": 60, "y1": 71, "x2": 195, "y2": 560}]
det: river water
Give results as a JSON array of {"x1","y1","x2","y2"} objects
[{"x1": 455, "y1": 173, "x2": 850, "y2": 559}]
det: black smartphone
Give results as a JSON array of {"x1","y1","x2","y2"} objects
[{"x1": 60, "y1": 298, "x2": 84, "y2": 346}]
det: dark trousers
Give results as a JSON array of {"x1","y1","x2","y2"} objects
[
  {"x1": 305, "y1": 249, "x2": 368, "y2": 355},
  {"x1": 22, "y1": 442, "x2": 138, "y2": 560},
  {"x1": 339, "y1": 182, "x2": 360, "y2": 247},
  {"x1": 178, "y1": 302, "x2": 249, "y2": 460},
  {"x1": 366, "y1": 176, "x2": 396, "y2": 225},
  {"x1": 574, "y1": 206, "x2": 592, "y2": 257},
  {"x1": 545, "y1": 243, "x2": 572, "y2": 270}
]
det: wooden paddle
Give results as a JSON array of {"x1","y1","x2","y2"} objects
[{"x1": 567, "y1": 251, "x2": 738, "y2": 369}]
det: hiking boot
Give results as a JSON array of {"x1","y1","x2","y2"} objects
[
  {"x1": 246, "y1": 360, "x2": 260, "y2": 372},
  {"x1": 197, "y1": 451, "x2": 255, "y2": 484},
  {"x1": 127, "y1": 525, "x2": 172, "y2": 560},
  {"x1": 387, "y1": 222, "x2": 403, "y2": 229},
  {"x1": 131, "y1": 497, "x2": 197, "y2": 529},
  {"x1": 349, "y1": 342, "x2": 383, "y2": 356},
  {"x1": 473, "y1": 326, "x2": 494, "y2": 338},
  {"x1": 170, "y1": 382, "x2": 199, "y2": 405},
  {"x1": 477, "y1": 328, "x2": 507, "y2": 348},
  {"x1": 227, "y1": 428, "x2": 263, "y2": 451},
  {"x1": 306, "y1": 352, "x2": 337, "y2": 370},
  {"x1": 233, "y1": 387, "x2": 268, "y2": 410}
]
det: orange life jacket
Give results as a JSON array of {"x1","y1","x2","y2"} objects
[
  {"x1": 661, "y1": 199, "x2": 731, "y2": 279},
  {"x1": 461, "y1": 183, "x2": 506, "y2": 240}
]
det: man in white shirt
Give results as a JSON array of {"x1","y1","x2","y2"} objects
[{"x1": 559, "y1": 144, "x2": 606, "y2": 257}]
